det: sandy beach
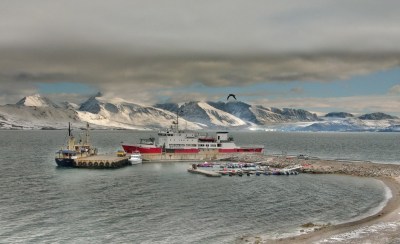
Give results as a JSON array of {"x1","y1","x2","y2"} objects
[{"x1": 232, "y1": 155, "x2": 400, "y2": 244}]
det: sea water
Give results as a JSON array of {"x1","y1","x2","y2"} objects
[{"x1": 0, "y1": 130, "x2": 398, "y2": 243}]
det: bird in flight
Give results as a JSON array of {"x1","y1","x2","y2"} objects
[{"x1": 227, "y1": 94, "x2": 237, "y2": 100}]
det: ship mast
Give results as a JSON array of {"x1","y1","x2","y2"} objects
[
  {"x1": 85, "y1": 122, "x2": 90, "y2": 145},
  {"x1": 175, "y1": 110, "x2": 179, "y2": 132},
  {"x1": 67, "y1": 122, "x2": 75, "y2": 150}
]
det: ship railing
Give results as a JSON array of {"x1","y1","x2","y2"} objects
[{"x1": 239, "y1": 144, "x2": 265, "y2": 149}]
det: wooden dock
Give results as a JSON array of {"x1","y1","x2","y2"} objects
[
  {"x1": 75, "y1": 155, "x2": 129, "y2": 168},
  {"x1": 187, "y1": 168, "x2": 221, "y2": 177}
]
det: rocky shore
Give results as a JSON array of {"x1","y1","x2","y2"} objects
[{"x1": 226, "y1": 154, "x2": 400, "y2": 178}]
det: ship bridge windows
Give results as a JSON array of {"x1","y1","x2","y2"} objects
[
  {"x1": 198, "y1": 143, "x2": 217, "y2": 148},
  {"x1": 169, "y1": 144, "x2": 185, "y2": 148}
]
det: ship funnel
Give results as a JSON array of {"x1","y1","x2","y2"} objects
[{"x1": 216, "y1": 132, "x2": 229, "y2": 142}]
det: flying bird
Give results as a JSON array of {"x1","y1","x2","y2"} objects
[{"x1": 227, "y1": 94, "x2": 237, "y2": 100}]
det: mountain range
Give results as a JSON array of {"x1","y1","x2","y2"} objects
[{"x1": 0, "y1": 94, "x2": 399, "y2": 132}]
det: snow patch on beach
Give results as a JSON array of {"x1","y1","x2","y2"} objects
[
  {"x1": 316, "y1": 222, "x2": 400, "y2": 243},
  {"x1": 255, "y1": 225, "x2": 323, "y2": 242}
]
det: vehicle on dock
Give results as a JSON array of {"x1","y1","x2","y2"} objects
[
  {"x1": 122, "y1": 111, "x2": 264, "y2": 161},
  {"x1": 117, "y1": 150, "x2": 126, "y2": 157}
]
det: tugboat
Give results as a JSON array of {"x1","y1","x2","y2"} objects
[{"x1": 55, "y1": 122, "x2": 97, "y2": 167}]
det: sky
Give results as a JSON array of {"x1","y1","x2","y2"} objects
[{"x1": 1, "y1": 0, "x2": 400, "y2": 115}]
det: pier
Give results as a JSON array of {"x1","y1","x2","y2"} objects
[{"x1": 75, "y1": 155, "x2": 129, "y2": 168}]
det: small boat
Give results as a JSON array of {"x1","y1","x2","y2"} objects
[
  {"x1": 197, "y1": 162, "x2": 214, "y2": 167},
  {"x1": 128, "y1": 152, "x2": 142, "y2": 165}
]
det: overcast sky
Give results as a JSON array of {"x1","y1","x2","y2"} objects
[{"x1": 1, "y1": 0, "x2": 400, "y2": 115}]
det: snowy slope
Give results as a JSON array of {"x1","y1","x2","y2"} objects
[
  {"x1": 59, "y1": 101, "x2": 79, "y2": 110},
  {"x1": 16, "y1": 94, "x2": 59, "y2": 108},
  {"x1": 76, "y1": 111, "x2": 147, "y2": 130},
  {"x1": 78, "y1": 96, "x2": 202, "y2": 130},
  {"x1": 207, "y1": 101, "x2": 259, "y2": 124},
  {"x1": 0, "y1": 104, "x2": 81, "y2": 129},
  {"x1": 197, "y1": 102, "x2": 247, "y2": 127},
  {"x1": 250, "y1": 105, "x2": 287, "y2": 123}
]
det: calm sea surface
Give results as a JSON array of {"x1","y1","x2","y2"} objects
[{"x1": 0, "y1": 130, "x2": 398, "y2": 243}]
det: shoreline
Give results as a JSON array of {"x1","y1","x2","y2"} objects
[
  {"x1": 232, "y1": 155, "x2": 400, "y2": 244},
  {"x1": 267, "y1": 176, "x2": 400, "y2": 244}
]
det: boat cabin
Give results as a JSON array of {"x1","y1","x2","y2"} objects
[{"x1": 57, "y1": 150, "x2": 77, "y2": 159}]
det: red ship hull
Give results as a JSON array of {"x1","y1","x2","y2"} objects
[
  {"x1": 122, "y1": 145, "x2": 263, "y2": 154},
  {"x1": 122, "y1": 145, "x2": 162, "y2": 154}
]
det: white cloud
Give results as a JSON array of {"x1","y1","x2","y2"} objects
[
  {"x1": 389, "y1": 84, "x2": 400, "y2": 95},
  {"x1": 254, "y1": 95, "x2": 400, "y2": 115},
  {"x1": 0, "y1": 81, "x2": 38, "y2": 105}
]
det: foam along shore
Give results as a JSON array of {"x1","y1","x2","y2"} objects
[{"x1": 230, "y1": 155, "x2": 400, "y2": 244}]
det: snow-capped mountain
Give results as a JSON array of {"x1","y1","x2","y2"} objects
[
  {"x1": 156, "y1": 101, "x2": 319, "y2": 126},
  {"x1": 78, "y1": 95, "x2": 202, "y2": 130},
  {"x1": 188, "y1": 101, "x2": 247, "y2": 127},
  {"x1": 1, "y1": 94, "x2": 399, "y2": 131},
  {"x1": 358, "y1": 112, "x2": 399, "y2": 120},
  {"x1": 16, "y1": 94, "x2": 59, "y2": 108},
  {"x1": 0, "y1": 95, "x2": 80, "y2": 129},
  {"x1": 324, "y1": 112, "x2": 354, "y2": 118}
]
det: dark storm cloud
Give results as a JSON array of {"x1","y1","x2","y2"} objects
[{"x1": 1, "y1": 0, "x2": 400, "y2": 104}]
